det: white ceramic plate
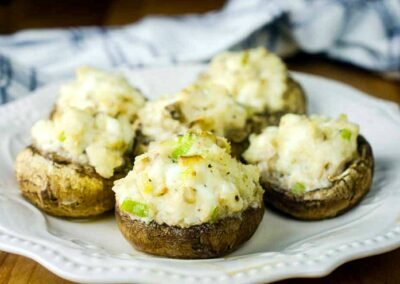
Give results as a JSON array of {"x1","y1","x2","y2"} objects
[{"x1": 0, "y1": 65, "x2": 400, "y2": 284}]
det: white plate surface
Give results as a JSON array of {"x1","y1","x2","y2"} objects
[{"x1": 0, "y1": 65, "x2": 400, "y2": 283}]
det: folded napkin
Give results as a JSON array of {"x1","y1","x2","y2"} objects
[{"x1": 0, "y1": 0, "x2": 399, "y2": 104}]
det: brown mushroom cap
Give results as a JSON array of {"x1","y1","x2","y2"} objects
[
  {"x1": 115, "y1": 204, "x2": 264, "y2": 259},
  {"x1": 15, "y1": 146, "x2": 132, "y2": 218},
  {"x1": 262, "y1": 135, "x2": 374, "y2": 220}
]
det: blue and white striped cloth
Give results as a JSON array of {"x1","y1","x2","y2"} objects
[{"x1": 0, "y1": 0, "x2": 399, "y2": 104}]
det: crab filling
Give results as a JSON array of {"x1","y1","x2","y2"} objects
[
  {"x1": 138, "y1": 83, "x2": 249, "y2": 143},
  {"x1": 31, "y1": 67, "x2": 145, "y2": 178},
  {"x1": 243, "y1": 114, "x2": 359, "y2": 192},
  {"x1": 198, "y1": 47, "x2": 288, "y2": 113},
  {"x1": 113, "y1": 131, "x2": 263, "y2": 228}
]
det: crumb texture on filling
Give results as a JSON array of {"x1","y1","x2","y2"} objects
[
  {"x1": 31, "y1": 67, "x2": 145, "y2": 178},
  {"x1": 199, "y1": 47, "x2": 288, "y2": 113},
  {"x1": 113, "y1": 131, "x2": 263, "y2": 228},
  {"x1": 138, "y1": 83, "x2": 248, "y2": 142},
  {"x1": 243, "y1": 114, "x2": 359, "y2": 193}
]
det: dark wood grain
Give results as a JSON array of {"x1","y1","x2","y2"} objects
[
  {"x1": 286, "y1": 54, "x2": 400, "y2": 104},
  {"x1": 0, "y1": 0, "x2": 226, "y2": 33}
]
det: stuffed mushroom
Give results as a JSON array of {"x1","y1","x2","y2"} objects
[
  {"x1": 136, "y1": 83, "x2": 251, "y2": 157},
  {"x1": 114, "y1": 131, "x2": 264, "y2": 258},
  {"x1": 15, "y1": 67, "x2": 145, "y2": 218},
  {"x1": 243, "y1": 114, "x2": 374, "y2": 220},
  {"x1": 198, "y1": 47, "x2": 306, "y2": 131}
]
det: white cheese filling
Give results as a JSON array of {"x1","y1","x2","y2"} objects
[
  {"x1": 113, "y1": 131, "x2": 263, "y2": 228},
  {"x1": 199, "y1": 47, "x2": 288, "y2": 113},
  {"x1": 243, "y1": 114, "x2": 359, "y2": 193},
  {"x1": 31, "y1": 67, "x2": 145, "y2": 178},
  {"x1": 138, "y1": 83, "x2": 248, "y2": 142},
  {"x1": 57, "y1": 66, "x2": 144, "y2": 118}
]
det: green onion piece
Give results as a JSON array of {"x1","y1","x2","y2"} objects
[
  {"x1": 339, "y1": 113, "x2": 348, "y2": 120},
  {"x1": 340, "y1": 129, "x2": 352, "y2": 140},
  {"x1": 241, "y1": 51, "x2": 249, "y2": 65},
  {"x1": 58, "y1": 131, "x2": 66, "y2": 142},
  {"x1": 171, "y1": 133, "x2": 194, "y2": 161},
  {"x1": 210, "y1": 207, "x2": 219, "y2": 223},
  {"x1": 292, "y1": 182, "x2": 306, "y2": 195},
  {"x1": 121, "y1": 199, "x2": 149, "y2": 217}
]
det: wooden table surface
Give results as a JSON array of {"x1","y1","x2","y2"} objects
[{"x1": 0, "y1": 54, "x2": 399, "y2": 284}]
